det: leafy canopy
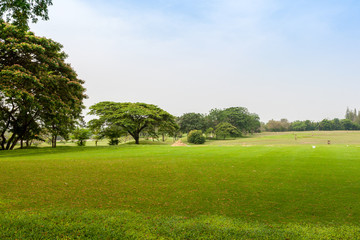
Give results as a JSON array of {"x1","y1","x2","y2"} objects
[
  {"x1": 0, "y1": 0, "x2": 53, "y2": 29},
  {"x1": 0, "y1": 22, "x2": 86, "y2": 150},
  {"x1": 215, "y1": 122, "x2": 239, "y2": 139},
  {"x1": 89, "y1": 102, "x2": 177, "y2": 144}
]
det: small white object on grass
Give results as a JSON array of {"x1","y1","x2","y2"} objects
[{"x1": 312, "y1": 146, "x2": 316, "y2": 149}]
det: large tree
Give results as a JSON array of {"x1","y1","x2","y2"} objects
[
  {"x1": 177, "y1": 112, "x2": 207, "y2": 133},
  {"x1": 206, "y1": 107, "x2": 261, "y2": 134},
  {"x1": 89, "y1": 102, "x2": 177, "y2": 144},
  {"x1": 0, "y1": 22, "x2": 86, "y2": 150},
  {"x1": 0, "y1": 0, "x2": 53, "y2": 29},
  {"x1": 215, "y1": 122, "x2": 239, "y2": 139}
]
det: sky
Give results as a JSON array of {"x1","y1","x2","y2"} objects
[{"x1": 29, "y1": 0, "x2": 360, "y2": 122}]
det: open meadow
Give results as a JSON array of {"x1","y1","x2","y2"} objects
[{"x1": 1, "y1": 131, "x2": 360, "y2": 239}]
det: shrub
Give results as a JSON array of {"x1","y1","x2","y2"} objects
[
  {"x1": 187, "y1": 130, "x2": 206, "y2": 144},
  {"x1": 109, "y1": 139, "x2": 119, "y2": 145}
]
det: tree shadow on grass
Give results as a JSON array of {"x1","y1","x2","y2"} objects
[
  {"x1": 0, "y1": 145, "x2": 119, "y2": 159},
  {"x1": 0, "y1": 141, "x2": 172, "y2": 159}
]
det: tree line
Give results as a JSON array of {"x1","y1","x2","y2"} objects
[
  {"x1": 265, "y1": 108, "x2": 360, "y2": 132},
  {"x1": 177, "y1": 107, "x2": 261, "y2": 139}
]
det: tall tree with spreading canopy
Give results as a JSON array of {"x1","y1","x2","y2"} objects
[
  {"x1": 89, "y1": 102, "x2": 178, "y2": 144},
  {"x1": 0, "y1": 22, "x2": 86, "y2": 150},
  {"x1": 0, "y1": 0, "x2": 53, "y2": 29}
]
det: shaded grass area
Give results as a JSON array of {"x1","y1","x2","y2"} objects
[{"x1": 1, "y1": 210, "x2": 360, "y2": 239}]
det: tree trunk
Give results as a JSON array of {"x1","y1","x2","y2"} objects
[
  {"x1": 9, "y1": 136, "x2": 19, "y2": 150},
  {"x1": 20, "y1": 139, "x2": 23, "y2": 149},
  {"x1": 52, "y1": 135, "x2": 57, "y2": 148},
  {"x1": 0, "y1": 134, "x2": 5, "y2": 150},
  {"x1": 6, "y1": 133, "x2": 17, "y2": 150},
  {"x1": 134, "y1": 134, "x2": 140, "y2": 144}
]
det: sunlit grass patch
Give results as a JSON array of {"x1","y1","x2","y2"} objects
[
  {"x1": 1, "y1": 210, "x2": 360, "y2": 239},
  {"x1": 2, "y1": 133, "x2": 360, "y2": 238}
]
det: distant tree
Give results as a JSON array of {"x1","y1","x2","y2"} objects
[
  {"x1": 72, "y1": 128, "x2": 91, "y2": 146},
  {"x1": 88, "y1": 119, "x2": 125, "y2": 146},
  {"x1": 157, "y1": 121, "x2": 179, "y2": 142},
  {"x1": 319, "y1": 119, "x2": 333, "y2": 131},
  {"x1": 341, "y1": 119, "x2": 359, "y2": 130},
  {"x1": 103, "y1": 125, "x2": 125, "y2": 145},
  {"x1": 246, "y1": 113, "x2": 261, "y2": 133},
  {"x1": 205, "y1": 127, "x2": 215, "y2": 138},
  {"x1": 304, "y1": 120, "x2": 317, "y2": 131},
  {"x1": 89, "y1": 102, "x2": 177, "y2": 144},
  {"x1": 91, "y1": 129, "x2": 104, "y2": 147},
  {"x1": 345, "y1": 107, "x2": 360, "y2": 125},
  {"x1": 0, "y1": 0, "x2": 53, "y2": 29},
  {"x1": 266, "y1": 119, "x2": 290, "y2": 132},
  {"x1": 220, "y1": 107, "x2": 260, "y2": 134},
  {"x1": 215, "y1": 122, "x2": 239, "y2": 139},
  {"x1": 290, "y1": 121, "x2": 306, "y2": 131},
  {"x1": 289, "y1": 120, "x2": 318, "y2": 131},
  {"x1": 331, "y1": 118, "x2": 343, "y2": 130},
  {"x1": 178, "y1": 113, "x2": 206, "y2": 133},
  {"x1": 205, "y1": 108, "x2": 224, "y2": 128}
]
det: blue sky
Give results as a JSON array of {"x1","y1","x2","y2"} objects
[{"x1": 30, "y1": 0, "x2": 360, "y2": 122}]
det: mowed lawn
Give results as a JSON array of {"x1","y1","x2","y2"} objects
[{"x1": 1, "y1": 132, "x2": 360, "y2": 239}]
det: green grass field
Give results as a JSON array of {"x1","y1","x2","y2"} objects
[{"x1": 1, "y1": 131, "x2": 360, "y2": 239}]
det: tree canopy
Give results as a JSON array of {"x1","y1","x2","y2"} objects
[
  {"x1": 177, "y1": 112, "x2": 207, "y2": 133},
  {"x1": 0, "y1": 22, "x2": 86, "y2": 150},
  {"x1": 0, "y1": 0, "x2": 53, "y2": 29},
  {"x1": 178, "y1": 107, "x2": 261, "y2": 136},
  {"x1": 89, "y1": 102, "x2": 178, "y2": 144},
  {"x1": 215, "y1": 122, "x2": 239, "y2": 139}
]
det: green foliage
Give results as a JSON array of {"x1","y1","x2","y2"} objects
[
  {"x1": 0, "y1": 23, "x2": 86, "y2": 150},
  {"x1": 108, "y1": 139, "x2": 119, "y2": 145},
  {"x1": 341, "y1": 119, "x2": 358, "y2": 130},
  {"x1": 157, "y1": 120, "x2": 180, "y2": 142},
  {"x1": 205, "y1": 127, "x2": 214, "y2": 139},
  {"x1": 215, "y1": 122, "x2": 239, "y2": 139},
  {"x1": 206, "y1": 107, "x2": 261, "y2": 134},
  {"x1": 178, "y1": 112, "x2": 207, "y2": 133},
  {"x1": 266, "y1": 119, "x2": 291, "y2": 132},
  {"x1": 0, "y1": 0, "x2": 53, "y2": 29},
  {"x1": 72, "y1": 128, "x2": 91, "y2": 146},
  {"x1": 89, "y1": 102, "x2": 178, "y2": 144},
  {"x1": 187, "y1": 130, "x2": 205, "y2": 144},
  {"x1": 290, "y1": 120, "x2": 317, "y2": 131},
  {"x1": 267, "y1": 117, "x2": 360, "y2": 132},
  {"x1": 345, "y1": 107, "x2": 360, "y2": 125}
]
